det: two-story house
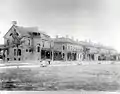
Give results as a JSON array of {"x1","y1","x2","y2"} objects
[
  {"x1": 3, "y1": 24, "x2": 54, "y2": 61},
  {"x1": 53, "y1": 36, "x2": 84, "y2": 61}
]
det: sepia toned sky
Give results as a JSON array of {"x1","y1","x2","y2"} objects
[{"x1": 0, "y1": 0, "x2": 120, "y2": 51}]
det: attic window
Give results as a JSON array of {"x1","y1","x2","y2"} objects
[{"x1": 32, "y1": 32, "x2": 40, "y2": 36}]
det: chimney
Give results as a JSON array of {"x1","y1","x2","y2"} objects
[
  {"x1": 66, "y1": 35, "x2": 69, "y2": 38},
  {"x1": 71, "y1": 36, "x2": 74, "y2": 40},
  {"x1": 12, "y1": 21, "x2": 17, "y2": 25},
  {"x1": 56, "y1": 35, "x2": 58, "y2": 38},
  {"x1": 76, "y1": 39, "x2": 78, "y2": 42}
]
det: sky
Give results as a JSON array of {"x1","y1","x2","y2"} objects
[{"x1": 0, "y1": 0, "x2": 120, "y2": 52}]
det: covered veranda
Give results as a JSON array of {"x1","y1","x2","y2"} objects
[
  {"x1": 67, "y1": 52, "x2": 77, "y2": 61},
  {"x1": 53, "y1": 51, "x2": 63, "y2": 60},
  {"x1": 41, "y1": 48, "x2": 53, "y2": 60}
]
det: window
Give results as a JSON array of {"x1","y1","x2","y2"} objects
[
  {"x1": 32, "y1": 32, "x2": 41, "y2": 36},
  {"x1": 10, "y1": 33, "x2": 12, "y2": 36},
  {"x1": 37, "y1": 46, "x2": 40, "y2": 52},
  {"x1": 63, "y1": 45, "x2": 65, "y2": 50},
  {"x1": 14, "y1": 58, "x2": 16, "y2": 60},
  {"x1": 17, "y1": 49, "x2": 21, "y2": 56},
  {"x1": 7, "y1": 40, "x2": 10, "y2": 45},
  {"x1": 16, "y1": 32, "x2": 19, "y2": 36},
  {"x1": 26, "y1": 49, "x2": 28, "y2": 52},
  {"x1": 28, "y1": 39, "x2": 30, "y2": 45},
  {"x1": 18, "y1": 58, "x2": 20, "y2": 61},
  {"x1": 14, "y1": 49, "x2": 16, "y2": 56}
]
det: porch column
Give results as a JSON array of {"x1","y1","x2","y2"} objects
[
  {"x1": 51, "y1": 49, "x2": 54, "y2": 61},
  {"x1": 94, "y1": 54, "x2": 98, "y2": 61},
  {"x1": 3, "y1": 50, "x2": 6, "y2": 61},
  {"x1": 44, "y1": 50, "x2": 46, "y2": 59},
  {"x1": 65, "y1": 52, "x2": 67, "y2": 61},
  {"x1": 39, "y1": 47, "x2": 41, "y2": 60}
]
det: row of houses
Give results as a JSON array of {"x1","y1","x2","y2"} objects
[{"x1": 0, "y1": 24, "x2": 119, "y2": 62}]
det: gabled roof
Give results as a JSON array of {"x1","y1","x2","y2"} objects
[
  {"x1": 4, "y1": 25, "x2": 50, "y2": 38},
  {"x1": 4, "y1": 25, "x2": 16, "y2": 38}
]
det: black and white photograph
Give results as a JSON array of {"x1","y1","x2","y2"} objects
[{"x1": 0, "y1": 0, "x2": 120, "y2": 94}]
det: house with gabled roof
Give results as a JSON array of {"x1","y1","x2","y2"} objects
[{"x1": 3, "y1": 24, "x2": 54, "y2": 61}]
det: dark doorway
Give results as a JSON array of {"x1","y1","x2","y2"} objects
[
  {"x1": 53, "y1": 51, "x2": 62, "y2": 60},
  {"x1": 41, "y1": 50, "x2": 51, "y2": 60}
]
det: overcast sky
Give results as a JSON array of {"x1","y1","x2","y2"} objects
[{"x1": 0, "y1": 0, "x2": 120, "y2": 51}]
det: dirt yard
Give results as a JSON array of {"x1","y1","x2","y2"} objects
[{"x1": 0, "y1": 62, "x2": 120, "y2": 91}]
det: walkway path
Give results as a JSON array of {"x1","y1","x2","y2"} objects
[{"x1": 0, "y1": 60, "x2": 119, "y2": 69}]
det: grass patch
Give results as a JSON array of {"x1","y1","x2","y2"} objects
[{"x1": 0, "y1": 64, "x2": 120, "y2": 91}]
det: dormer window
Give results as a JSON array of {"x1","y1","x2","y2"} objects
[
  {"x1": 33, "y1": 32, "x2": 37, "y2": 36},
  {"x1": 32, "y1": 32, "x2": 41, "y2": 36}
]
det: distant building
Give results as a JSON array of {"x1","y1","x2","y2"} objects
[
  {"x1": 79, "y1": 41, "x2": 118, "y2": 61},
  {"x1": 53, "y1": 36, "x2": 84, "y2": 61}
]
